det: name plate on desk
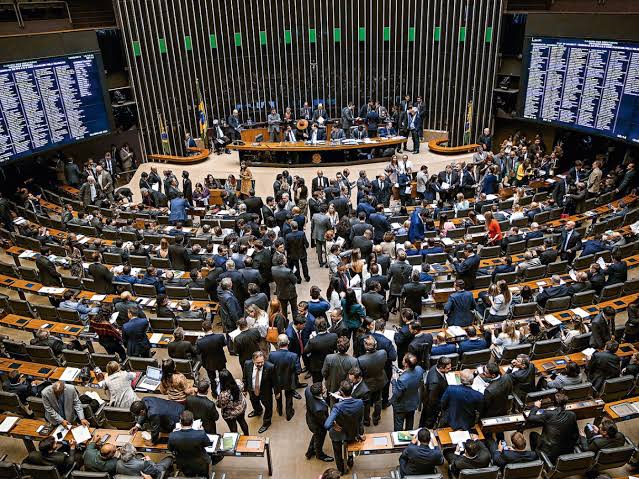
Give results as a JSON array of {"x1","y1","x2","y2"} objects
[{"x1": 481, "y1": 415, "x2": 526, "y2": 432}]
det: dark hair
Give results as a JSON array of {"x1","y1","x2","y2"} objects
[
  {"x1": 180, "y1": 410, "x2": 194, "y2": 426},
  {"x1": 344, "y1": 289, "x2": 358, "y2": 311},
  {"x1": 161, "y1": 358, "x2": 176, "y2": 387},
  {"x1": 339, "y1": 380, "x2": 353, "y2": 396},
  {"x1": 464, "y1": 440, "x2": 479, "y2": 456},
  {"x1": 219, "y1": 369, "x2": 241, "y2": 401},
  {"x1": 564, "y1": 361, "x2": 580, "y2": 378},
  {"x1": 130, "y1": 400, "x2": 146, "y2": 416},
  {"x1": 417, "y1": 428, "x2": 431, "y2": 444},
  {"x1": 39, "y1": 436, "x2": 56, "y2": 453}
]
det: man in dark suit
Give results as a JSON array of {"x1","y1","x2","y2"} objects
[
  {"x1": 501, "y1": 226, "x2": 525, "y2": 252},
  {"x1": 35, "y1": 247, "x2": 62, "y2": 286},
  {"x1": 587, "y1": 340, "x2": 621, "y2": 391},
  {"x1": 269, "y1": 334, "x2": 300, "y2": 419},
  {"x1": 558, "y1": 221, "x2": 582, "y2": 262},
  {"x1": 242, "y1": 351, "x2": 275, "y2": 433},
  {"x1": 324, "y1": 380, "x2": 364, "y2": 475},
  {"x1": 312, "y1": 170, "x2": 330, "y2": 192},
  {"x1": 527, "y1": 392, "x2": 579, "y2": 462},
  {"x1": 578, "y1": 418, "x2": 626, "y2": 453},
  {"x1": 441, "y1": 369, "x2": 484, "y2": 430},
  {"x1": 168, "y1": 411, "x2": 212, "y2": 477},
  {"x1": 130, "y1": 397, "x2": 184, "y2": 445},
  {"x1": 538, "y1": 238, "x2": 559, "y2": 265},
  {"x1": 347, "y1": 367, "x2": 371, "y2": 409},
  {"x1": 590, "y1": 306, "x2": 614, "y2": 350},
  {"x1": 168, "y1": 235, "x2": 190, "y2": 270},
  {"x1": 167, "y1": 327, "x2": 198, "y2": 361},
  {"x1": 452, "y1": 244, "x2": 480, "y2": 289},
  {"x1": 506, "y1": 354, "x2": 537, "y2": 399},
  {"x1": 489, "y1": 432, "x2": 538, "y2": 469},
  {"x1": 323, "y1": 335, "x2": 358, "y2": 399},
  {"x1": 351, "y1": 230, "x2": 374, "y2": 259},
  {"x1": 304, "y1": 318, "x2": 338, "y2": 383},
  {"x1": 233, "y1": 318, "x2": 262, "y2": 368},
  {"x1": 481, "y1": 363, "x2": 514, "y2": 418},
  {"x1": 536, "y1": 274, "x2": 571, "y2": 308},
  {"x1": 390, "y1": 353, "x2": 425, "y2": 431},
  {"x1": 285, "y1": 220, "x2": 310, "y2": 283},
  {"x1": 401, "y1": 271, "x2": 429, "y2": 315},
  {"x1": 185, "y1": 380, "x2": 219, "y2": 434},
  {"x1": 357, "y1": 336, "x2": 388, "y2": 426},
  {"x1": 369, "y1": 204, "x2": 391, "y2": 242},
  {"x1": 399, "y1": 428, "x2": 444, "y2": 477},
  {"x1": 271, "y1": 255, "x2": 299, "y2": 320},
  {"x1": 437, "y1": 165, "x2": 459, "y2": 202},
  {"x1": 23, "y1": 436, "x2": 77, "y2": 474},
  {"x1": 444, "y1": 279, "x2": 477, "y2": 327},
  {"x1": 365, "y1": 262, "x2": 389, "y2": 291},
  {"x1": 196, "y1": 319, "x2": 227, "y2": 382},
  {"x1": 371, "y1": 173, "x2": 392, "y2": 207},
  {"x1": 446, "y1": 438, "x2": 491, "y2": 477},
  {"x1": 361, "y1": 282, "x2": 389, "y2": 321},
  {"x1": 88, "y1": 252, "x2": 114, "y2": 294},
  {"x1": 605, "y1": 251, "x2": 628, "y2": 285},
  {"x1": 329, "y1": 187, "x2": 350, "y2": 219},
  {"x1": 387, "y1": 250, "x2": 413, "y2": 313},
  {"x1": 305, "y1": 382, "x2": 334, "y2": 462}
]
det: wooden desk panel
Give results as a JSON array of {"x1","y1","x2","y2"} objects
[{"x1": 229, "y1": 137, "x2": 404, "y2": 153}]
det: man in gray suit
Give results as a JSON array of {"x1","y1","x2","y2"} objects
[
  {"x1": 271, "y1": 255, "x2": 298, "y2": 320},
  {"x1": 357, "y1": 336, "x2": 388, "y2": 426},
  {"x1": 322, "y1": 336, "x2": 358, "y2": 403},
  {"x1": 267, "y1": 108, "x2": 281, "y2": 142},
  {"x1": 341, "y1": 102, "x2": 356, "y2": 138},
  {"x1": 42, "y1": 381, "x2": 89, "y2": 427},
  {"x1": 387, "y1": 250, "x2": 413, "y2": 314},
  {"x1": 95, "y1": 165, "x2": 114, "y2": 201},
  {"x1": 312, "y1": 204, "x2": 333, "y2": 267}
]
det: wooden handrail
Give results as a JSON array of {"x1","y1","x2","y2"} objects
[
  {"x1": 147, "y1": 147, "x2": 210, "y2": 164},
  {"x1": 428, "y1": 138, "x2": 480, "y2": 155}
]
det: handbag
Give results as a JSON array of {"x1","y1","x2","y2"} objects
[{"x1": 266, "y1": 314, "x2": 279, "y2": 344}]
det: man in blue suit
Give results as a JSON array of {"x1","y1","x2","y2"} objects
[
  {"x1": 444, "y1": 279, "x2": 477, "y2": 327},
  {"x1": 390, "y1": 353, "x2": 424, "y2": 431},
  {"x1": 270, "y1": 334, "x2": 302, "y2": 416},
  {"x1": 369, "y1": 204, "x2": 391, "y2": 242},
  {"x1": 324, "y1": 380, "x2": 364, "y2": 475},
  {"x1": 431, "y1": 332, "x2": 457, "y2": 356},
  {"x1": 458, "y1": 326, "x2": 488, "y2": 354},
  {"x1": 441, "y1": 370, "x2": 484, "y2": 430},
  {"x1": 356, "y1": 197, "x2": 376, "y2": 219},
  {"x1": 420, "y1": 238, "x2": 445, "y2": 256},
  {"x1": 452, "y1": 244, "x2": 480, "y2": 289},
  {"x1": 130, "y1": 397, "x2": 184, "y2": 444},
  {"x1": 370, "y1": 319, "x2": 397, "y2": 407},
  {"x1": 168, "y1": 411, "x2": 213, "y2": 476},
  {"x1": 399, "y1": 428, "x2": 445, "y2": 477},
  {"x1": 168, "y1": 192, "x2": 191, "y2": 225}
]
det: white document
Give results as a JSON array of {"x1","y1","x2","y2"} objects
[
  {"x1": 39, "y1": 287, "x2": 65, "y2": 294},
  {"x1": 446, "y1": 372, "x2": 460, "y2": 386},
  {"x1": 441, "y1": 237, "x2": 455, "y2": 246},
  {"x1": 449, "y1": 430, "x2": 471, "y2": 445},
  {"x1": 391, "y1": 222, "x2": 402, "y2": 230},
  {"x1": 373, "y1": 436, "x2": 389, "y2": 446},
  {"x1": 476, "y1": 214, "x2": 486, "y2": 222},
  {"x1": 0, "y1": 416, "x2": 19, "y2": 433},
  {"x1": 110, "y1": 312, "x2": 119, "y2": 324},
  {"x1": 90, "y1": 294, "x2": 106, "y2": 302},
  {"x1": 205, "y1": 434, "x2": 220, "y2": 453},
  {"x1": 149, "y1": 333, "x2": 165, "y2": 344},
  {"x1": 71, "y1": 426, "x2": 92, "y2": 444},
  {"x1": 472, "y1": 375, "x2": 488, "y2": 394},
  {"x1": 570, "y1": 308, "x2": 590, "y2": 319},
  {"x1": 544, "y1": 315, "x2": 562, "y2": 326},
  {"x1": 447, "y1": 326, "x2": 466, "y2": 337},
  {"x1": 569, "y1": 269, "x2": 578, "y2": 281},
  {"x1": 59, "y1": 367, "x2": 81, "y2": 382},
  {"x1": 52, "y1": 424, "x2": 70, "y2": 441},
  {"x1": 83, "y1": 390, "x2": 105, "y2": 405},
  {"x1": 581, "y1": 348, "x2": 596, "y2": 358},
  {"x1": 441, "y1": 182, "x2": 450, "y2": 190},
  {"x1": 349, "y1": 274, "x2": 361, "y2": 287},
  {"x1": 597, "y1": 257, "x2": 607, "y2": 269},
  {"x1": 115, "y1": 434, "x2": 133, "y2": 445}
]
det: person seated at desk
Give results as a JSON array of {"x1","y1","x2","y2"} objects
[
  {"x1": 114, "y1": 264, "x2": 139, "y2": 285},
  {"x1": 444, "y1": 279, "x2": 477, "y2": 327},
  {"x1": 176, "y1": 299, "x2": 206, "y2": 320},
  {"x1": 525, "y1": 222, "x2": 544, "y2": 241},
  {"x1": 42, "y1": 381, "x2": 90, "y2": 427},
  {"x1": 130, "y1": 396, "x2": 184, "y2": 445},
  {"x1": 3, "y1": 370, "x2": 49, "y2": 403},
  {"x1": 501, "y1": 226, "x2": 525, "y2": 252},
  {"x1": 24, "y1": 436, "x2": 79, "y2": 474},
  {"x1": 309, "y1": 123, "x2": 326, "y2": 143},
  {"x1": 567, "y1": 271, "x2": 592, "y2": 296},
  {"x1": 330, "y1": 125, "x2": 345, "y2": 141},
  {"x1": 488, "y1": 431, "x2": 538, "y2": 469},
  {"x1": 526, "y1": 392, "x2": 579, "y2": 463},
  {"x1": 491, "y1": 320, "x2": 521, "y2": 359},
  {"x1": 515, "y1": 251, "x2": 542, "y2": 278},
  {"x1": 116, "y1": 443, "x2": 173, "y2": 478},
  {"x1": 398, "y1": 428, "x2": 444, "y2": 477},
  {"x1": 483, "y1": 256, "x2": 516, "y2": 282},
  {"x1": 458, "y1": 326, "x2": 488, "y2": 354},
  {"x1": 168, "y1": 410, "x2": 214, "y2": 477},
  {"x1": 159, "y1": 358, "x2": 197, "y2": 402},
  {"x1": 83, "y1": 434, "x2": 118, "y2": 474},
  {"x1": 506, "y1": 354, "x2": 537, "y2": 399},
  {"x1": 138, "y1": 265, "x2": 165, "y2": 294},
  {"x1": 544, "y1": 360, "x2": 584, "y2": 390},
  {"x1": 441, "y1": 369, "x2": 484, "y2": 430},
  {"x1": 104, "y1": 361, "x2": 138, "y2": 409},
  {"x1": 535, "y1": 275, "x2": 570, "y2": 308},
  {"x1": 168, "y1": 327, "x2": 198, "y2": 361},
  {"x1": 420, "y1": 237, "x2": 444, "y2": 256},
  {"x1": 431, "y1": 332, "x2": 456, "y2": 356},
  {"x1": 445, "y1": 436, "x2": 491, "y2": 478},
  {"x1": 30, "y1": 329, "x2": 65, "y2": 356},
  {"x1": 578, "y1": 419, "x2": 626, "y2": 453},
  {"x1": 58, "y1": 289, "x2": 100, "y2": 322},
  {"x1": 587, "y1": 340, "x2": 621, "y2": 392}
]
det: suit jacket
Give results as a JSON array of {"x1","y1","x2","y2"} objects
[
  {"x1": 526, "y1": 406, "x2": 579, "y2": 461},
  {"x1": 324, "y1": 397, "x2": 364, "y2": 442},
  {"x1": 243, "y1": 360, "x2": 276, "y2": 397},
  {"x1": 312, "y1": 213, "x2": 333, "y2": 242},
  {"x1": 357, "y1": 350, "x2": 388, "y2": 392},
  {"x1": 371, "y1": 177, "x2": 392, "y2": 206},
  {"x1": 589, "y1": 313, "x2": 612, "y2": 349},
  {"x1": 399, "y1": 444, "x2": 445, "y2": 477},
  {"x1": 88, "y1": 262, "x2": 114, "y2": 294},
  {"x1": 272, "y1": 265, "x2": 298, "y2": 299},
  {"x1": 312, "y1": 176, "x2": 330, "y2": 192},
  {"x1": 559, "y1": 229, "x2": 582, "y2": 254},
  {"x1": 168, "y1": 340, "x2": 198, "y2": 360},
  {"x1": 168, "y1": 428, "x2": 211, "y2": 476},
  {"x1": 507, "y1": 364, "x2": 537, "y2": 398},
  {"x1": 185, "y1": 394, "x2": 219, "y2": 434},
  {"x1": 25, "y1": 450, "x2": 74, "y2": 474},
  {"x1": 401, "y1": 281, "x2": 429, "y2": 313},
  {"x1": 196, "y1": 333, "x2": 227, "y2": 372},
  {"x1": 268, "y1": 349, "x2": 299, "y2": 391},
  {"x1": 368, "y1": 213, "x2": 390, "y2": 242},
  {"x1": 285, "y1": 230, "x2": 308, "y2": 259},
  {"x1": 453, "y1": 254, "x2": 480, "y2": 289},
  {"x1": 536, "y1": 284, "x2": 571, "y2": 308},
  {"x1": 234, "y1": 328, "x2": 262, "y2": 366},
  {"x1": 387, "y1": 261, "x2": 413, "y2": 296},
  {"x1": 444, "y1": 290, "x2": 476, "y2": 327},
  {"x1": 482, "y1": 374, "x2": 513, "y2": 417},
  {"x1": 305, "y1": 386, "x2": 329, "y2": 432},
  {"x1": 168, "y1": 244, "x2": 189, "y2": 271},
  {"x1": 341, "y1": 106, "x2": 355, "y2": 130},
  {"x1": 492, "y1": 449, "x2": 539, "y2": 469},
  {"x1": 350, "y1": 379, "x2": 370, "y2": 405},
  {"x1": 36, "y1": 255, "x2": 62, "y2": 286},
  {"x1": 122, "y1": 317, "x2": 151, "y2": 357},
  {"x1": 322, "y1": 352, "x2": 358, "y2": 393},
  {"x1": 587, "y1": 350, "x2": 620, "y2": 391},
  {"x1": 361, "y1": 291, "x2": 388, "y2": 320},
  {"x1": 606, "y1": 261, "x2": 628, "y2": 285},
  {"x1": 391, "y1": 366, "x2": 425, "y2": 413},
  {"x1": 449, "y1": 441, "x2": 492, "y2": 476},
  {"x1": 42, "y1": 383, "x2": 85, "y2": 424},
  {"x1": 441, "y1": 384, "x2": 484, "y2": 430},
  {"x1": 305, "y1": 332, "x2": 338, "y2": 373},
  {"x1": 579, "y1": 430, "x2": 626, "y2": 453}
]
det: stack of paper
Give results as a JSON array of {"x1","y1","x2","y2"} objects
[
  {"x1": 581, "y1": 348, "x2": 596, "y2": 358},
  {"x1": 71, "y1": 426, "x2": 92, "y2": 443},
  {"x1": 447, "y1": 326, "x2": 466, "y2": 337},
  {"x1": 205, "y1": 434, "x2": 220, "y2": 453},
  {"x1": 570, "y1": 308, "x2": 590, "y2": 319},
  {"x1": 59, "y1": 367, "x2": 81, "y2": 382},
  {"x1": 149, "y1": 333, "x2": 165, "y2": 344},
  {"x1": 446, "y1": 372, "x2": 461, "y2": 386},
  {"x1": 391, "y1": 429, "x2": 419, "y2": 446},
  {"x1": 90, "y1": 294, "x2": 106, "y2": 302},
  {"x1": 0, "y1": 416, "x2": 19, "y2": 433},
  {"x1": 544, "y1": 315, "x2": 562, "y2": 326},
  {"x1": 449, "y1": 430, "x2": 471, "y2": 445}
]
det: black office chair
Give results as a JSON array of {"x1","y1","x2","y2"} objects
[
  {"x1": 541, "y1": 296, "x2": 571, "y2": 313},
  {"x1": 0, "y1": 458, "x2": 22, "y2": 479},
  {"x1": 104, "y1": 407, "x2": 137, "y2": 429},
  {"x1": 531, "y1": 339, "x2": 563, "y2": 359},
  {"x1": 21, "y1": 463, "x2": 71, "y2": 479},
  {"x1": 458, "y1": 467, "x2": 499, "y2": 479},
  {"x1": 539, "y1": 451, "x2": 595, "y2": 479},
  {"x1": 599, "y1": 375, "x2": 634, "y2": 402},
  {"x1": 587, "y1": 444, "x2": 635, "y2": 475},
  {"x1": 3, "y1": 339, "x2": 30, "y2": 361},
  {"x1": 26, "y1": 344, "x2": 63, "y2": 366},
  {"x1": 502, "y1": 460, "x2": 543, "y2": 479},
  {"x1": 419, "y1": 313, "x2": 445, "y2": 329},
  {"x1": 570, "y1": 290, "x2": 595, "y2": 307},
  {"x1": 479, "y1": 246, "x2": 501, "y2": 259},
  {"x1": 459, "y1": 349, "x2": 492, "y2": 369},
  {"x1": 561, "y1": 382, "x2": 593, "y2": 401},
  {"x1": 0, "y1": 392, "x2": 30, "y2": 416},
  {"x1": 498, "y1": 343, "x2": 532, "y2": 365}
]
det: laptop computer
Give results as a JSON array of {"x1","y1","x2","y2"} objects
[{"x1": 136, "y1": 366, "x2": 162, "y2": 391}]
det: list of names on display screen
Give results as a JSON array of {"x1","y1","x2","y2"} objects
[
  {"x1": 523, "y1": 37, "x2": 639, "y2": 143},
  {"x1": 0, "y1": 53, "x2": 110, "y2": 162}
]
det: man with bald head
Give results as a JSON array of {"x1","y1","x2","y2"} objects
[
  {"x1": 559, "y1": 220, "x2": 582, "y2": 262},
  {"x1": 83, "y1": 434, "x2": 118, "y2": 473},
  {"x1": 441, "y1": 369, "x2": 484, "y2": 430},
  {"x1": 42, "y1": 381, "x2": 89, "y2": 427}
]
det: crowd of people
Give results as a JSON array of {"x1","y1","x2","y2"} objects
[{"x1": 2, "y1": 124, "x2": 639, "y2": 479}]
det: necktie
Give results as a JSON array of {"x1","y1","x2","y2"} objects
[
  {"x1": 297, "y1": 331, "x2": 304, "y2": 354},
  {"x1": 254, "y1": 366, "x2": 261, "y2": 396}
]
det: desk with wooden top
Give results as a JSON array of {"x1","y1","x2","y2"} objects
[
  {"x1": 229, "y1": 137, "x2": 405, "y2": 166},
  {"x1": 604, "y1": 396, "x2": 639, "y2": 422}
]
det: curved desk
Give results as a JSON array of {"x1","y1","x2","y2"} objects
[
  {"x1": 147, "y1": 147, "x2": 210, "y2": 164},
  {"x1": 428, "y1": 138, "x2": 480, "y2": 155},
  {"x1": 228, "y1": 137, "x2": 405, "y2": 167}
]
